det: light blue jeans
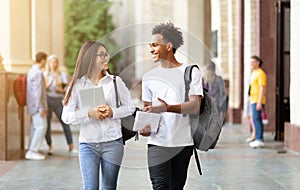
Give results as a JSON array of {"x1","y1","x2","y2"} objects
[
  {"x1": 28, "y1": 112, "x2": 47, "y2": 152},
  {"x1": 79, "y1": 138, "x2": 124, "y2": 190}
]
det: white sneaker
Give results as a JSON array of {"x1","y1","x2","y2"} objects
[
  {"x1": 249, "y1": 140, "x2": 264, "y2": 148},
  {"x1": 69, "y1": 148, "x2": 78, "y2": 156},
  {"x1": 25, "y1": 151, "x2": 46, "y2": 160}
]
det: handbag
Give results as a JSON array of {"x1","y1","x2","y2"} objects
[
  {"x1": 113, "y1": 76, "x2": 139, "y2": 144},
  {"x1": 262, "y1": 109, "x2": 268, "y2": 125}
]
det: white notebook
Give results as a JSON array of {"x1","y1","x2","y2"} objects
[
  {"x1": 78, "y1": 86, "x2": 105, "y2": 109},
  {"x1": 133, "y1": 111, "x2": 161, "y2": 132}
]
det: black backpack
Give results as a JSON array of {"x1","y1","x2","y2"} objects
[{"x1": 184, "y1": 65, "x2": 223, "y2": 175}]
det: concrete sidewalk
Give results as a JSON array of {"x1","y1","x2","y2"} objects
[{"x1": 1, "y1": 123, "x2": 300, "y2": 190}]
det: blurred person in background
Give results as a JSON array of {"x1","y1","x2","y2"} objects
[
  {"x1": 26, "y1": 52, "x2": 48, "y2": 160},
  {"x1": 44, "y1": 55, "x2": 78, "y2": 155},
  {"x1": 244, "y1": 68, "x2": 256, "y2": 142},
  {"x1": 248, "y1": 55, "x2": 267, "y2": 148},
  {"x1": 203, "y1": 61, "x2": 227, "y2": 118}
]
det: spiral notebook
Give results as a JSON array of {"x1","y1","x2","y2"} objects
[
  {"x1": 78, "y1": 86, "x2": 105, "y2": 109},
  {"x1": 133, "y1": 111, "x2": 161, "y2": 132}
]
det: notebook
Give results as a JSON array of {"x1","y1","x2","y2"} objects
[
  {"x1": 133, "y1": 111, "x2": 161, "y2": 132},
  {"x1": 78, "y1": 86, "x2": 105, "y2": 109}
]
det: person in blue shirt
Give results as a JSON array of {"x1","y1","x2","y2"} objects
[{"x1": 26, "y1": 52, "x2": 48, "y2": 160}]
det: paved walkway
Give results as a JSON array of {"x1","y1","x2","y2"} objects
[{"x1": 0, "y1": 123, "x2": 300, "y2": 190}]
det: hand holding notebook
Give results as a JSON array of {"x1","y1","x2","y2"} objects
[{"x1": 133, "y1": 111, "x2": 161, "y2": 132}]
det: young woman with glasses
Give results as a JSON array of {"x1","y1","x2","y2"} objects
[{"x1": 62, "y1": 41, "x2": 135, "y2": 190}]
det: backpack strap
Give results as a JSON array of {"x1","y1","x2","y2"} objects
[
  {"x1": 184, "y1": 65, "x2": 202, "y2": 176},
  {"x1": 184, "y1": 65, "x2": 199, "y2": 102},
  {"x1": 193, "y1": 147, "x2": 202, "y2": 175}
]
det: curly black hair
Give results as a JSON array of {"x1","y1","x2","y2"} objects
[{"x1": 152, "y1": 22, "x2": 184, "y2": 54}]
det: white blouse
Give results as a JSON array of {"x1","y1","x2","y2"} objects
[{"x1": 62, "y1": 73, "x2": 135, "y2": 143}]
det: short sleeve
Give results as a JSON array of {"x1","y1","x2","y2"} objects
[
  {"x1": 61, "y1": 72, "x2": 68, "y2": 84},
  {"x1": 189, "y1": 67, "x2": 203, "y2": 97},
  {"x1": 258, "y1": 71, "x2": 267, "y2": 86},
  {"x1": 142, "y1": 78, "x2": 152, "y2": 102}
]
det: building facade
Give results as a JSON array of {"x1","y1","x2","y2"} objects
[
  {"x1": 0, "y1": 0, "x2": 299, "y2": 159},
  {"x1": 0, "y1": 0, "x2": 64, "y2": 73}
]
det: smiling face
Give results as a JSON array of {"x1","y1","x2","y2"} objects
[
  {"x1": 49, "y1": 58, "x2": 59, "y2": 72},
  {"x1": 94, "y1": 46, "x2": 109, "y2": 73},
  {"x1": 149, "y1": 34, "x2": 169, "y2": 63}
]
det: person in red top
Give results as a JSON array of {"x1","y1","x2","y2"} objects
[{"x1": 249, "y1": 55, "x2": 267, "y2": 148}]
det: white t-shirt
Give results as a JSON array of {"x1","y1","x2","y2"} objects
[{"x1": 142, "y1": 64, "x2": 203, "y2": 147}]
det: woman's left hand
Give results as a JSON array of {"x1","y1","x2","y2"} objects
[{"x1": 97, "y1": 105, "x2": 113, "y2": 119}]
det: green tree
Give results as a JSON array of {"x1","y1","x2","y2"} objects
[{"x1": 65, "y1": 0, "x2": 116, "y2": 74}]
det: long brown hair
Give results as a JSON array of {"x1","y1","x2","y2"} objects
[{"x1": 63, "y1": 41, "x2": 106, "y2": 105}]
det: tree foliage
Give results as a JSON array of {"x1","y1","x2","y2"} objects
[{"x1": 65, "y1": 0, "x2": 116, "y2": 74}]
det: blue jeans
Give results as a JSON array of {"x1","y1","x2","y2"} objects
[
  {"x1": 45, "y1": 96, "x2": 73, "y2": 146},
  {"x1": 147, "y1": 145, "x2": 193, "y2": 190},
  {"x1": 79, "y1": 138, "x2": 124, "y2": 190},
  {"x1": 251, "y1": 103, "x2": 264, "y2": 141}
]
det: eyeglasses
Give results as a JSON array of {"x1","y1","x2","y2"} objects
[{"x1": 95, "y1": 53, "x2": 110, "y2": 59}]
